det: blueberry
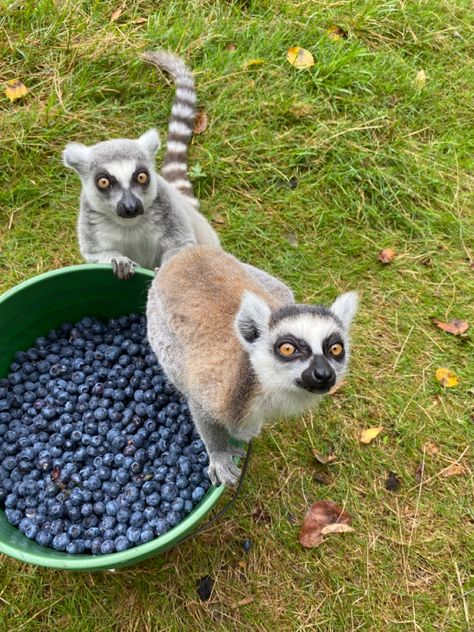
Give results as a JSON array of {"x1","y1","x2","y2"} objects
[
  {"x1": 115, "y1": 535, "x2": 131, "y2": 552},
  {"x1": 52, "y1": 533, "x2": 70, "y2": 551},
  {"x1": 100, "y1": 540, "x2": 115, "y2": 554},
  {"x1": 161, "y1": 483, "x2": 178, "y2": 503},
  {"x1": 36, "y1": 530, "x2": 54, "y2": 547},
  {"x1": 153, "y1": 519, "x2": 170, "y2": 536},
  {"x1": 126, "y1": 526, "x2": 141, "y2": 543},
  {"x1": 242, "y1": 539, "x2": 252, "y2": 553},
  {"x1": 191, "y1": 487, "x2": 206, "y2": 503},
  {"x1": 140, "y1": 528, "x2": 154, "y2": 544}
]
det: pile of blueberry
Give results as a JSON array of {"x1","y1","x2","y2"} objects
[{"x1": 0, "y1": 313, "x2": 211, "y2": 555}]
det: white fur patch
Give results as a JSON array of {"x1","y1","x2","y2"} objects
[
  {"x1": 172, "y1": 178, "x2": 192, "y2": 189},
  {"x1": 103, "y1": 160, "x2": 137, "y2": 188},
  {"x1": 171, "y1": 103, "x2": 194, "y2": 119},
  {"x1": 166, "y1": 140, "x2": 188, "y2": 154},
  {"x1": 162, "y1": 161, "x2": 187, "y2": 174},
  {"x1": 168, "y1": 121, "x2": 193, "y2": 136},
  {"x1": 176, "y1": 88, "x2": 197, "y2": 104},
  {"x1": 176, "y1": 76, "x2": 195, "y2": 89}
]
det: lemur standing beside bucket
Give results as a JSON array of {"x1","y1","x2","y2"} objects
[
  {"x1": 147, "y1": 246, "x2": 358, "y2": 487},
  {"x1": 63, "y1": 51, "x2": 219, "y2": 279}
]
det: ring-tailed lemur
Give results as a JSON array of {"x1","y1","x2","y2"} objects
[
  {"x1": 147, "y1": 246, "x2": 358, "y2": 487},
  {"x1": 63, "y1": 51, "x2": 219, "y2": 279}
]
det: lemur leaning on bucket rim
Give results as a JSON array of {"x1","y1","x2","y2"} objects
[
  {"x1": 147, "y1": 246, "x2": 358, "y2": 487},
  {"x1": 63, "y1": 51, "x2": 219, "y2": 280}
]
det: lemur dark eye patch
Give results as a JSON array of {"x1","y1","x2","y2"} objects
[
  {"x1": 323, "y1": 334, "x2": 345, "y2": 361},
  {"x1": 274, "y1": 335, "x2": 311, "y2": 361}
]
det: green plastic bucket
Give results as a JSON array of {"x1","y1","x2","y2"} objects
[{"x1": 0, "y1": 264, "x2": 226, "y2": 571}]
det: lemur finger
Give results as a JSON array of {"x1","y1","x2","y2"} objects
[{"x1": 230, "y1": 447, "x2": 247, "y2": 459}]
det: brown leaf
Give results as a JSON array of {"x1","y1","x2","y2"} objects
[
  {"x1": 414, "y1": 462, "x2": 424, "y2": 484},
  {"x1": 423, "y1": 441, "x2": 440, "y2": 456},
  {"x1": 314, "y1": 471, "x2": 332, "y2": 485},
  {"x1": 378, "y1": 248, "x2": 396, "y2": 264},
  {"x1": 194, "y1": 110, "x2": 208, "y2": 134},
  {"x1": 359, "y1": 426, "x2": 383, "y2": 444},
  {"x1": 441, "y1": 463, "x2": 466, "y2": 477},
  {"x1": 133, "y1": 17, "x2": 147, "y2": 24},
  {"x1": 211, "y1": 214, "x2": 226, "y2": 225},
  {"x1": 225, "y1": 43, "x2": 237, "y2": 51},
  {"x1": 299, "y1": 500, "x2": 351, "y2": 548},
  {"x1": 312, "y1": 449, "x2": 337, "y2": 465},
  {"x1": 110, "y1": 5, "x2": 124, "y2": 22},
  {"x1": 327, "y1": 25, "x2": 348, "y2": 41},
  {"x1": 385, "y1": 471, "x2": 401, "y2": 492},
  {"x1": 5, "y1": 79, "x2": 28, "y2": 102},
  {"x1": 432, "y1": 318, "x2": 469, "y2": 336}
]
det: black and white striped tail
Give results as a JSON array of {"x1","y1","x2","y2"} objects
[{"x1": 142, "y1": 50, "x2": 198, "y2": 207}]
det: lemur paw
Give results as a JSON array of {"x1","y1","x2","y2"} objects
[
  {"x1": 208, "y1": 452, "x2": 242, "y2": 488},
  {"x1": 111, "y1": 257, "x2": 136, "y2": 280}
]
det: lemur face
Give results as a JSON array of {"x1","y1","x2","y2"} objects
[
  {"x1": 235, "y1": 291, "x2": 358, "y2": 396},
  {"x1": 63, "y1": 129, "x2": 160, "y2": 220}
]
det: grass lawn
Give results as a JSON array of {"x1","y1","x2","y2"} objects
[{"x1": 0, "y1": 1, "x2": 473, "y2": 630}]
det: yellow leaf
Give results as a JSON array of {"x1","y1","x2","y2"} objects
[
  {"x1": 359, "y1": 426, "x2": 383, "y2": 444},
  {"x1": 110, "y1": 4, "x2": 125, "y2": 22},
  {"x1": 327, "y1": 25, "x2": 348, "y2": 41},
  {"x1": 414, "y1": 69, "x2": 426, "y2": 88},
  {"x1": 435, "y1": 367, "x2": 459, "y2": 388},
  {"x1": 5, "y1": 79, "x2": 28, "y2": 102},
  {"x1": 287, "y1": 47, "x2": 314, "y2": 70},
  {"x1": 243, "y1": 58, "x2": 266, "y2": 68},
  {"x1": 320, "y1": 523, "x2": 355, "y2": 535}
]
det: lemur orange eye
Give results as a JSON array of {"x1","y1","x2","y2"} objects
[
  {"x1": 97, "y1": 177, "x2": 110, "y2": 190},
  {"x1": 278, "y1": 342, "x2": 296, "y2": 357},
  {"x1": 136, "y1": 171, "x2": 149, "y2": 185},
  {"x1": 329, "y1": 343, "x2": 344, "y2": 357}
]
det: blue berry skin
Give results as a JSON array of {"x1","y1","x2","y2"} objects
[
  {"x1": 126, "y1": 527, "x2": 141, "y2": 544},
  {"x1": 191, "y1": 487, "x2": 206, "y2": 503},
  {"x1": 52, "y1": 533, "x2": 70, "y2": 551},
  {"x1": 100, "y1": 540, "x2": 115, "y2": 554},
  {"x1": 153, "y1": 519, "x2": 170, "y2": 536},
  {"x1": 140, "y1": 528, "x2": 154, "y2": 544},
  {"x1": 114, "y1": 535, "x2": 131, "y2": 552}
]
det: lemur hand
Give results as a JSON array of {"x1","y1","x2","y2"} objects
[
  {"x1": 111, "y1": 257, "x2": 137, "y2": 280},
  {"x1": 208, "y1": 447, "x2": 245, "y2": 487}
]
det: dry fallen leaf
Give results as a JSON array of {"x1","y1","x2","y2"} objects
[
  {"x1": 423, "y1": 441, "x2": 440, "y2": 456},
  {"x1": 414, "y1": 69, "x2": 426, "y2": 88},
  {"x1": 225, "y1": 43, "x2": 237, "y2": 52},
  {"x1": 414, "y1": 462, "x2": 424, "y2": 484},
  {"x1": 359, "y1": 426, "x2": 383, "y2": 444},
  {"x1": 287, "y1": 46, "x2": 314, "y2": 69},
  {"x1": 230, "y1": 596, "x2": 254, "y2": 609},
  {"x1": 211, "y1": 214, "x2": 226, "y2": 225},
  {"x1": 312, "y1": 449, "x2": 337, "y2": 465},
  {"x1": 435, "y1": 367, "x2": 459, "y2": 388},
  {"x1": 314, "y1": 471, "x2": 332, "y2": 485},
  {"x1": 5, "y1": 79, "x2": 28, "y2": 102},
  {"x1": 327, "y1": 25, "x2": 348, "y2": 41},
  {"x1": 300, "y1": 500, "x2": 352, "y2": 548},
  {"x1": 378, "y1": 248, "x2": 396, "y2": 264},
  {"x1": 110, "y1": 5, "x2": 124, "y2": 22},
  {"x1": 194, "y1": 110, "x2": 208, "y2": 134},
  {"x1": 432, "y1": 318, "x2": 469, "y2": 336},
  {"x1": 441, "y1": 463, "x2": 466, "y2": 477},
  {"x1": 133, "y1": 17, "x2": 147, "y2": 24}
]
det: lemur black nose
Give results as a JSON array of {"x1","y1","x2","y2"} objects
[
  {"x1": 117, "y1": 192, "x2": 144, "y2": 218},
  {"x1": 299, "y1": 355, "x2": 336, "y2": 392}
]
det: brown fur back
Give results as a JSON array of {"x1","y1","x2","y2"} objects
[{"x1": 155, "y1": 246, "x2": 283, "y2": 425}]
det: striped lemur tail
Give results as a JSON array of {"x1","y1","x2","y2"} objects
[{"x1": 142, "y1": 50, "x2": 198, "y2": 206}]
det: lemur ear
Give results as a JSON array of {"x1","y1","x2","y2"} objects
[
  {"x1": 62, "y1": 143, "x2": 91, "y2": 176},
  {"x1": 138, "y1": 128, "x2": 161, "y2": 157},
  {"x1": 235, "y1": 291, "x2": 271, "y2": 346},
  {"x1": 330, "y1": 291, "x2": 359, "y2": 328}
]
